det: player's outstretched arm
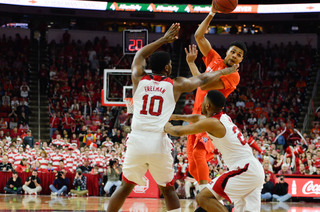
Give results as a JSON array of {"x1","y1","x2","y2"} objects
[
  {"x1": 194, "y1": 2, "x2": 218, "y2": 57},
  {"x1": 170, "y1": 114, "x2": 205, "y2": 123},
  {"x1": 174, "y1": 64, "x2": 238, "y2": 95},
  {"x1": 185, "y1": 44, "x2": 200, "y2": 77},
  {"x1": 164, "y1": 117, "x2": 225, "y2": 137},
  {"x1": 131, "y1": 23, "x2": 180, "y2": 92}
]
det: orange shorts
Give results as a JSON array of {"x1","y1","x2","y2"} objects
[{"x1": 187, "y1": 132, "x2": 215, "y2": 162}]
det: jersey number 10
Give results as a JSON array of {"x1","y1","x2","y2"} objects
[{"x1": 140, "y1": 94, "x2": 164, "y2": 116}]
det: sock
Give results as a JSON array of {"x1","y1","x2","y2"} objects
[
  {"x1": 198, "y1": 184, "x2": 208, "y2": 192},
  {"x1": 167, "y1": 208, "x2": 181, "y2": 212},
  {"x1": 194, "y1": 207, "x2": 207, "y2": 212}
]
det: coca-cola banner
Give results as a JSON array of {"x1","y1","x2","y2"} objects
[{"x1": 277, "y1": 177, "x2": 320, "y2": 197}]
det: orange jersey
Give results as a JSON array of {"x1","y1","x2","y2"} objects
[{"x1": 192, "y1": 49, "x2": 240, "y2": 114}]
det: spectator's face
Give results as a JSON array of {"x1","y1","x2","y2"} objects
[
  {"x1": 265, "y1": 174, "x2": 270, "y2": 182},
  {"x1": 263, "y1": 163, "x2": 269, "y2": 171},
  {"x1": 32, "y1": 171, "x2": 37, "y2": 177},
  {"x1": 282, "y1": 165, "x2": 288, "y2": 172},
  {"x1": 299, "y1": 164, "x2": 305, "y2": 172},
  {"x1": 2, "y1": 156, "x2": 8, "y2": 163}
]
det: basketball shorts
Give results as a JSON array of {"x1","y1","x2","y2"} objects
[
  {"x1": 206, "y1": 159, "x2": 264, "y2": 212},
  {"x1": 122, "y1": 130, "x2": 175, "y2": 187},
  {"x1": 187, "y1": 132, "x2": 215, "y2": 161}
]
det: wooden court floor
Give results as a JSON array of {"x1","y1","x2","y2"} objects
[{"x1": 0, "y1": 194, "x2": 320, "y2": 212}]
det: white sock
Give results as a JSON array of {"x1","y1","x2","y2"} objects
[
  {"x1": 198, "y1": 184, "x2": 208, "y2": 191},
  {"x1": 167, "y1": 208, "x2": 181, "y2": 212}
]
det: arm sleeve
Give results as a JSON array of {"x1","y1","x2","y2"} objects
[
  {"x1": 5, "y1": 178, "x2": 12, "y2": 187},
  {"x1": 81, "y1": 176, "x2": 87, "y2": 189},
  {"x1": 73, "y1": 178, "x2": 77, "y2": 186},
  {"x1": 202, "y1": 49, "x2": 221, "y2": 67},
  {"x1": 18, "y1": 178, "x2": 22, "y2": 187},
  {"x1": 64, "y1": 178, "x2": 70, "y2": 186}
]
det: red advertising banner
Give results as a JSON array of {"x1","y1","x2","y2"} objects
[
  {"x1": 286, "y1": 207, "x2": 320, "y2": 212},
  {"x1": 276, "y1": 177, "x2": 320, "y2": 198},
  {"x1": 128, "y1": 170, "x2": 159, "y2": 198}
]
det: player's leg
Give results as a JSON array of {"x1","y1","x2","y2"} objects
[
  {"x1": 106, "y1": 180, "x2": 135, "y2": 212},
  {"x1": 193, "y1": 142, "x2": 211, "y2": 187},
  {"x1": 159, "y1": 184, "x2": 181, "y2": 211},
  {"x1": 196, "y1": 187, "x2": 228, "y2": 212},
  {"x1": 243, "y1": 187, "x2": 262, "y2": 212},
  {"x1": 187, "y1": 134, "x2": 199, "y2": 181},
  {"x1": 148, "y1": 139, "x2": 180, "y2": 211}
]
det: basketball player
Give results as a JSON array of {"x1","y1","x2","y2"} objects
[
  {"x1": 107, "y1": 23, "x2": 238, "y2": 212},
  {"x1": 165, "y1": 90, "x2": 264, "y2": 212},
  {"x1": 185, "y1": 2, "x2": 253, "y2": 191}
]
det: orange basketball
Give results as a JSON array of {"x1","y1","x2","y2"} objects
[{"x1": 213, "y1": 0, "x2": 238, "y2": 14}]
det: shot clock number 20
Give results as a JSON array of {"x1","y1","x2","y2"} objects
[{"x1": 123, "y1": 29, "x2": 148, "y2": 54}]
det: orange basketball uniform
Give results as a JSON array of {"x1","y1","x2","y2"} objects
[{"x1": 187, "y1": 48, "x2": 240, "y2": 182}]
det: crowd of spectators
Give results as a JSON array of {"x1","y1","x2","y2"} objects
[
  {"x1": 0, "y1": 32, "x2": 319, "y2": 198},
  {"x1": 0, "y1": 34, "x2": 31, "y2": 138}
]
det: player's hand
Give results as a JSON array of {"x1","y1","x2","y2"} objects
[
  {"x1": 169, "y1": 114, "x2": 179, "y2": 121},
  {"x1": 164, "y1": 122, "x2": 173, "y2": 133},
  {"x1": 163, "y1": 23, "x2": 180, "y2": 43},
  {"x1": 211, "y1": 0, "x2": 219, "y2": 13},
  {"x1": 220, "y1": 64, "x2": 239, "y2": 75},
  {"x1": 185, "y1": 44, "x2": 198, "y2": 63}
]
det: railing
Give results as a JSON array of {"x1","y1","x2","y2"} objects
[
  {"x1": 302, "y1": 68, "x2": 320, "y2": 134},
  {"x1": 37, "y1": 38, "x2": 41, "y2": 140}
]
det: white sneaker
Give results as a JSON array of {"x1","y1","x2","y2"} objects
[{"x1": 51, "y1": 192, "x2": 57, "y2": 196}]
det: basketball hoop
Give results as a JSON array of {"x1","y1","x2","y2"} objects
[{"x1": 124, "y1": 98, "x2": 133, "y2": 114}]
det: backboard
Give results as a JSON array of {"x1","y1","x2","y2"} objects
[{"x1": 101, "y1": 69, "x2": 152, "y2": 107}]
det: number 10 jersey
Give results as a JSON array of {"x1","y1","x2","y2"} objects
[{"x1": 131, "y1": 75, "x2": 175, "y2": 133}]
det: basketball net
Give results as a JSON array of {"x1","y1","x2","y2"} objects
[{"x1": 124, "y1": 98, "x2": 133, "y2": 114}]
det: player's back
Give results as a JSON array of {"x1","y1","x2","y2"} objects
[
  {"x1": 207, "y1": 113, "x2": 255, "y2": 169},
  {"x1": 131, "y1": 75, "x2": 175, "y2": 133}
]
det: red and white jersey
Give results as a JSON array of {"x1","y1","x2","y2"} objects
[
  {"x1": 4, "y1": 141, "x2": 12, "y2": 151},
  {"x1": 7, "y1": 151, "x2": 17, "y2": 164},
  {"x1": 65, "y1": 154, "x2": 78, "y2": 172},
  {"x1": 13, "y1": 153, "x2": 29, "y2": 166},
  {"x1": 101, "y1": 141, "x2": 113, "y2": 147},
  {"x1": 51, "y1": 139, "x2": 65, "y2": 147},
  {"x1": 51, "y1": 152, "x2": 63, "y2": 170},
  {"x1": 131, "y1": 75, "x2": 175, "y2": 133},
  {"x1": 36, "y1": 157, "x2": 51, "y2": 169},
  {"x1": 207, "y1": 113, "x2": 256, "y2": 169},
  {"x1": 93, "y1": 155, "x2": 106, "y2": 172}
]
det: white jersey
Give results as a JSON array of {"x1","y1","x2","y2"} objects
[
  {"x1": 207, "y1": 113, "x2": 255, "y2": 169},
  {"x1": 131, "y1": 75, "x2": 175, "y2": 133}
]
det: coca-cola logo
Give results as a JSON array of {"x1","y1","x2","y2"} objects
[
  {"x1": 302, "y1": 181, "x2": 320, "y2": 195},
  {"x1": 133, "y1": 176, "x2": 149, "y2": 193}
]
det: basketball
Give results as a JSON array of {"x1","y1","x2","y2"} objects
[{"x1": 212, "y1": 0, "x2": 238, "y2": 14}]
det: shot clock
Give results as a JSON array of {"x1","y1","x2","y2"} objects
[{"x1": 123, "y1": 29, "x2": 148, "y2": 54}]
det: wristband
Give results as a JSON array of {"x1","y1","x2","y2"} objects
[{"x1": 208, "y1": 11, "x2": 215, "y2": 16}]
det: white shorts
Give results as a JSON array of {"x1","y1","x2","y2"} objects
[
  {"x1": 207, "y1": 159, "x2": 264, "y2": 212},
  {"x1": 122, "y1": 131, "x2": 174, "y2": 187}
]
